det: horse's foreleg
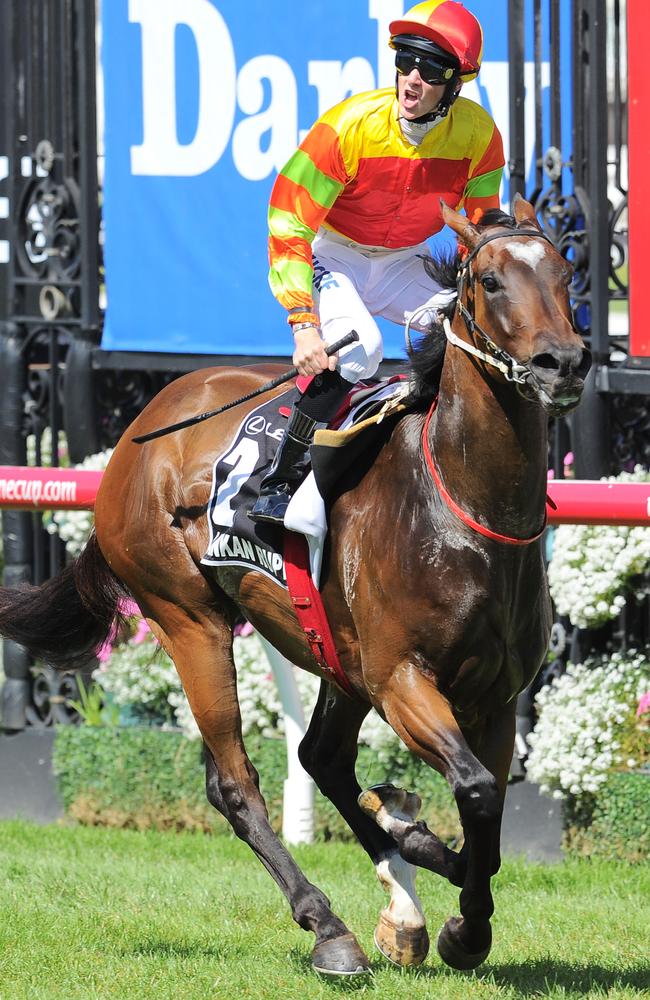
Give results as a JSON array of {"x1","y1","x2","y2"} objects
[
  {"x1": 299, "y1": 683, "x2": 429, "y2": 967},
  {"x1": 144, "y1": 601, "x2": 370, "y2": 977},
  {"x1": 379, "y1": 667, "x2": 504, "y2": 971},
  {"x1": 436, "y1": 702, "x2": 515, "y2": 970}
]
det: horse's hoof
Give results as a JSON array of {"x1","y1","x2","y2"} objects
[
  {"x1": 374, "y1": 909, "x2": 430, "y2": 967},
  {"x1": 436, "y1": 916, "x2": 492, "y2": 971},
  {"x1": 358, "y1": 783, "x2": 422, "y2": 822},
  {"x1": 311, "y1": 932, "x2": 371, "y2": 977}
]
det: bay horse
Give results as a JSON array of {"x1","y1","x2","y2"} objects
[{"x1": 0, "y1": 196, "x2": 590, "y2": 976}]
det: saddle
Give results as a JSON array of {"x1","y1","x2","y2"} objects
[{"x1": 200, "y1": 376, "x2": 409, "y2": 691}]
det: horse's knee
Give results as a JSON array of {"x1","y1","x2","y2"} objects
[
  {"x1": 206, "y1": 768, "x2": 227, "y2": 816},
  {"x1": 454, "y1": 772, "x2": 501, "y2": 826},
  {"x1": 298, "y1": 737, "x2": 341, "y2": 793},
  {"x1": 205, "y1": 750, "x2": 267, "y2": 831},
  {"x1": 297, "y1": 737, "x2": 318, "y2": 779}
]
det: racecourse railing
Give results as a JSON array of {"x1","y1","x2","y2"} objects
[{"x1": 1, "y1": 466, "x2": 649, "y2": 524}]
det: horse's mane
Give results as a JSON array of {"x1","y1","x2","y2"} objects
[{"x1": 405, "y1": 209, "x2": 518, "y2": 411}]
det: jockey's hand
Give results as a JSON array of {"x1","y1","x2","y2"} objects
[{"x1": 292, "y1": 327, "x2": 338, "y2": 377}]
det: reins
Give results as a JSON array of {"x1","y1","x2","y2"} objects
[{"x1": 422, "y1": 399, "x2": 547, "y2": 545}]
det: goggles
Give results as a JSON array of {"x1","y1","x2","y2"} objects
[{"x1": 395, "y1": 50, "x2": 456, "y2": 85}]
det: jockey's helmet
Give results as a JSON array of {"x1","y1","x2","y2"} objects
[{"x1": 389, "y1": 1, "x2": 483, "y2": 83}]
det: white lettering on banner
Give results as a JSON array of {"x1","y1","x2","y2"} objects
[
  {"x1": 233, "y1": 56, "x2": 299, "y2": 181},
  {"x1": 129, "y1": 0, "x2": 541, "y2": 189},
  {"x1": 307, "y1": 58, "x2": 376, "y2": 121},
  {"x1": 0, "y1": 478, "x2": 77, "y2": 506},
  {"x1": 369, "y1": 0, "x2": 405, "y2": 89},
  {"x1": 131, "y1": 0, "x2": 398, "y2": 178},
  {"x1": 130, "y1": 0, "x2": 236, "y2": 176}
]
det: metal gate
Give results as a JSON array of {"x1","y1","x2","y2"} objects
[
  {"x1": 0, "y1": 0, "x2": 101, "y2": 729},
  {"x1": 508, "y1": 0, "x2": 650, "y2": 479}
]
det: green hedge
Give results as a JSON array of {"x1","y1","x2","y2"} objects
[
  {"x1": 53, "y1": 725, "x2": 461, "y2": 842},
  {"x1": 564, "y1": 771, "x2": 650, "y2": 863}
]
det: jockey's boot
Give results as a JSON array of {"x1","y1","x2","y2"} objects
[{"x1": 248, "y1": 407, "x2": 317, "y2": 525}]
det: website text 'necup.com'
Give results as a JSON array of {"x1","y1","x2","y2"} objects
[{"x1": 0, "y1": 476, "x2": 77, "y2": 507}]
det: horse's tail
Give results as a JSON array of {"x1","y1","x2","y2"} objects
[{"x1": 0, "y1": 531, "x2": 131, "y2": 671}]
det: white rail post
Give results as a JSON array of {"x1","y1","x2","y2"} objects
[{"x1": 257, "y1": 635, "x2": 315, "y2": 844}]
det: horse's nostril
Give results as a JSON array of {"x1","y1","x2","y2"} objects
[
  {"x1": 577, "y1": 348, "x2": 592, "y2": 379},
  {"x1": 531, "y1": 347, "x2": 592, "y2": 379},
  {"x1": 530, "y1": 352, "x2": 560, "y2": 372}
]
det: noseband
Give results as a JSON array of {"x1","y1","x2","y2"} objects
[{"x1": 451, "y1": 228, "x2": 556, "y2": 399}]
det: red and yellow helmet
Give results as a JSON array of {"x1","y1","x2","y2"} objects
[{"x1": 389, "y1": 1, "x2": 484, "y2": 82}]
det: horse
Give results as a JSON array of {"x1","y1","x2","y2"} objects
[{"x1": 0, "y1": 195, "x2": 591, "y2": 977}]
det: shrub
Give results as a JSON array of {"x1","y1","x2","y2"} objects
[
  {"x1": 564, "y1": 770, "x2": 650, "y2": 862},
  {"x1": 52, "y1": 724, "x2": 460, "y2": 842}
]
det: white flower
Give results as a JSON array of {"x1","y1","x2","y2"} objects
[
  {"x1": 548, "y1": 467, "x2": 650, "y2": 628},
  {"x1": 527, "y1": 649, "x2": 650, "y2": 801}
]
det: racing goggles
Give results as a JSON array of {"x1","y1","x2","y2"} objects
[{"x1": 395, "y1": 50, "x2": 456, "y2": 85}]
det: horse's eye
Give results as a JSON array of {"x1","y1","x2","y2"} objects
[{"x1": 480, "y1": 274, "x2": 500, "y2": 293}]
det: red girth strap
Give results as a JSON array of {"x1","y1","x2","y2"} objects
[{"x1": 283, "y1": 530, "x2": 355, "y2": 696}]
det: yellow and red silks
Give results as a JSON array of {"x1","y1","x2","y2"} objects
[{"x1": 268, "y1": 88, "x2": 504, "y2": 318}]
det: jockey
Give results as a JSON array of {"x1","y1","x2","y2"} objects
[{"x1": 250, "y1": 0, "x2": 504, "y2": 525}]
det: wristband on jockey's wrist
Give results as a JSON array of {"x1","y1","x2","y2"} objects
[{"x1": 288, "y1": 309, "x2": 320, "y2": 333}]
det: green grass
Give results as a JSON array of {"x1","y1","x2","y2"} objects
[{"x1": 0, "y1": 821, "x2": 648, "y2": 999}]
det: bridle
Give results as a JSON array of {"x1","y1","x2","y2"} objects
[
  {"x1": 450, "y1": 228, "x2": 557, "y2": 406},
  {"x1": 410, "y1": 226, "x2": 564, "y2": 546}
]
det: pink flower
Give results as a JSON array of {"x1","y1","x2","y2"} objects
[
  {"x1": 637, "y1": 692, "x2": 650, "y2": 718},
  {"x1": 96, "y1": 637, "x2": 114, "y2": 664},
  {"x1": 118, "y1": 598, "x2": 141, "y2": 617},
  {"x1": 132, "y1": 617, "x2": 151, "y2": 645},
  {"x1": 95, "y1": 600, "x2": 149, "y2": 662}
]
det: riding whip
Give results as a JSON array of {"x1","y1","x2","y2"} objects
[{"x1": 132, "y1": 330, "x2": 360, "y2": 445}]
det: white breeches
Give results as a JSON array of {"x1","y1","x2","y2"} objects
[{"x1": 312, "y1": 227, "x2": 455, "y2": 383}]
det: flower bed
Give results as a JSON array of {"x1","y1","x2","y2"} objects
[{"x1": 527, "y1": 649, "x2": 650, "y2": 861}]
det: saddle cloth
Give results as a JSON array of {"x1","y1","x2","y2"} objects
[{"x1": 200, "y1": 375, "x2": 408, "y2": 587}]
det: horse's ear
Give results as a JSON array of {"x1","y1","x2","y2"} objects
[
  {"x1": 512, "y1": 192, "x2": 542, "y2": 231},
  {"x1": 440, "y1": 200, "x2": 480, "y2": 249}
]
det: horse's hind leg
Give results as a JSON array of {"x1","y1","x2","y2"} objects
[
  {"x1": 143, "y1": 598, "x2": 370, "y2": 977},
  {"x1": 298, "y1": 682, "x2": 430, "y2": 967}
]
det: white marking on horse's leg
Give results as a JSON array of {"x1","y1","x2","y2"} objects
[
  {"x1": 376, "y1": 852, "x2": 425, "y2": 929},
  {"x1": 358, "y1": 784, "x2": 421, "y2": 838}
]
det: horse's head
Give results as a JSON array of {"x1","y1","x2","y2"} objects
[{"x1": 441, "y1": 195, "x2": 591, "y2": 416}]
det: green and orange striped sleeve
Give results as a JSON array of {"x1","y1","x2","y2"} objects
[
  {"x1": 268, "y1": 121, "x2": 350, "y2": 319},
  {"x1": 462, "y1": 121, "x2": 505, "y2": 219}
]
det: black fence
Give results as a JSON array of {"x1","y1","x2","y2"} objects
[
  {"x1": 0, "y1": 0, "x2": 101, "y2": 728},
  {"x1": 510, "y1": 0, "x2": 650, "y2": 482}
]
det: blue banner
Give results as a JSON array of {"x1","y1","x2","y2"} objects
[{"x1": 100, "y1": 1, "x2": 565, "y2": 358}]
